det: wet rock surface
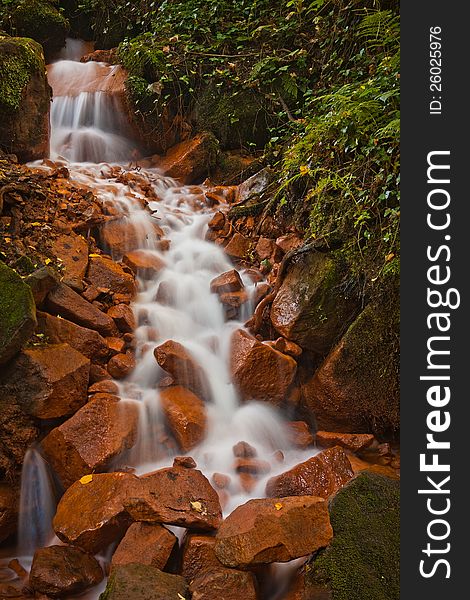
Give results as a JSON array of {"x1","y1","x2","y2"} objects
[
  {"x1": 125, "y1": 466, "x2": 222, "y2": 531},
  {"x1": 3, "y1": 344, "x2": 90, "y2": 419},
  {"x1": 215, "y1": 496, "x2": 333, "y2": 567},
  {"x1": 29, "y1": 545, "x2": 103, "y2": 598},
  {"x1": 154, "y1": 340, "x2": 210, "y2": 400},
  {"x1": 42, "y1": 397, "x2": 139, "y2": 487},
  {"x1": 230, "y1": 329, "x2": 297, "y2": 405},
  {"x1": 266, "y1": 447, "x2": 354, "y2": 499},
  {"x1": 46, "y1": 282, "x2": 118, "y2": 336},
  {"x1": 111, "y1": 522, "x2": 177, "y2": 570},
  {"x1": 190, "y1": 568, "x2": 259, "y2": 600},
  {"x1": 53, "y1": 472, "x2": 140, "y2": 553},
  {"x1": 160, "y1": 386, "x2": 207, "y2": 452}
]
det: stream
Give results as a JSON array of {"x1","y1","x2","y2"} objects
[{"x1": 2, "y1": 39, "x2": 321, "y2": 599}]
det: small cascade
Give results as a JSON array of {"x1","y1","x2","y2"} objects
[
  {"x1": 17, "y1": 448, "x2": 57, "y2": 557},
  {"x1": 48, "y1": 40, "x2": 137, "y2": 163}
]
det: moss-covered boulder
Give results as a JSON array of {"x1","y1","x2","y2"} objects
[
  {"x1": 270, "y1": 250, "x2": 360, "y2": 354},
  {"x1": 99, "y1": 563, "x2": 188, "y2": 600},
  {"x1": 0, "y1": 36, "x2": 51, "y2": 161},
  {"x1": 305, "y1": 472, "x2": 399, "y2": 600},
  {"x1": 301, "y1": 287, "x2": 399, "y2": 434},
  {"x1": 0, "y1": 261, "x2": 37, "y2": 365},
  {"x1": 8, "y1": 0, "x2": 69, "y2": 57}
]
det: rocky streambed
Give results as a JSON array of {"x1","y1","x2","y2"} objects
[{"x1": 0, "y1": 38, "x2": 399, "y2": 600}]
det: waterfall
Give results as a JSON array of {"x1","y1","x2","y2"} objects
[
  {"x1": 17, "y1": 448, "x2": 56, "y2": 557},
  {"x1": 8, "y1": 38, "x2": 319, "y2": 596}
]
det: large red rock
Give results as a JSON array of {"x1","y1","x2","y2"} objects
[
  {"x1": 224, "y1": 233, "x2": 251, "y2": 260},
  {"x1": 190, "y1": 569, "x2": 259, "y2": 600},
  {"x1": 124, "y1": 466, "x2": 222, "y2": 531},
  {"x1": 265, "y1": 447, "x2": 353, "y2": 499},
  {"x1": 107, "y1": 352, "x2": 136, "y2": 379},
  {"x1": 107, "y1": 304, "x2": 136, "y2": 333},
  {"x1": 52, "y1": 233, "x2": 89, "y2": 291},
  {"x1": 36, "y1": 312, "x2": 108, "y2": 362},
  {"x1": 53, "y1": 472, "x2": 140, "y2": 553},
  {"x1": 42, "y1": 396, "x2": 139, "y2": 488},
  {"x1": 219, "y1": 291, "x2": 249, "y2": 320},
  {"x1": 5, "y1": 344, "x2": 89, "y2": 419},
  {"x1": 160, "y1": 386, "x2": 207, "y2": 452},
  {"x1": 215, "y1": 496, "x2": 333, "y2": 567},
  {"x1": 181, "y1": 534, "x2": 222, "y2": 583},
  {"x1": 29, "y1": 545, "x2": 103, "y2": 598},
  {"x1": 46, "y1": 282, "x2": 117, "y2": 336},
  {"x1": 112, "y1": 523, "x2": 177, "y2": 570},
  {"x1": 157, "y1": 133, "x2": 218, "y2": 184},
  {"x1": 230, "y1": 329, "x2": 297, "y2": 405},
  {"x1": 87, "y1": 256, "x2": 136, "y2": 297},
  {"x1": 101, "y1": 219, "x2": 163, "y2": 257},
  {"x1": 123, "y1": 250, "x2": 166, "y2": 279},
  {"x1": 315, "y1": 431, "x2": 375, "y2": 452},
  {"x1": 210, "y1": 270, "x2": 244, "y2": 295},
  {"x1": 286, "y1": 421, "x2": 314, "y2": 449},
  {"x1": 154, "y1": 340, "x2": 210, "y2": 400}
]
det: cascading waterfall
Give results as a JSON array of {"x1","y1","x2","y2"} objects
[{"x1": 8, "y1": 38, "x2": 318, "y2": 597}]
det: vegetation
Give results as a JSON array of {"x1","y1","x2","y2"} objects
[
  {"x1": 65, "y1": 0, "x2": 399, "y2": 293},
  {"x1": 0, "y1": 36, "x2": 44, "y2": 112},
  {"x1": 1, "y1": 0, "x2": 69, "y2": 55}
]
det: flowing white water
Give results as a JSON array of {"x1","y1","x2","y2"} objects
[{"x1": 9, "y1": 39, "x2": 319, "y2": 596}]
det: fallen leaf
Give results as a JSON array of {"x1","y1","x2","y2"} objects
[
  {"x1": 80, "y1": 474, "x2": 93, "y2": 485},
  {"x1": 274, "y1": 502, "x2": 283, "y2": 510}
]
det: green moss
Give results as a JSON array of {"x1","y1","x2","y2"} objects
[
  {"x1": 0, "y1": 35, "x2": 43, "y2": 113},
  {"x1": 0, "y1": 261, "x2": 37, "y2": 365},
  {"x1": 8, "y1": 0, "x2": 69, "y2": 55},
  {"x1": 194, "y1": 87, "x2": 269, "y2": 150},
  {"x1": 307, "y1": 472, "x2": 400, "y2": 600}
]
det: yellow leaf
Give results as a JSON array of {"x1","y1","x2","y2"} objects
[
  {"x1": 385, "y1": 253, "x2": 395, "y2": 262},
  {"x1": 190, "y1": 501, "x2": 203, "y2": 513},
  {"x1": 274, "y1": 502, "x2": 283, "y2": 511},
  {"x1": 89, "y1": 253, "x2": 101, "y2": 257},
  {"x1": 44, "y1": 258, "x2": 52, "y2": 265},
  {"x1": 299, "y1": 165, "x2": 309, "y2": 176},
  {"x1": 80, "y1": 474, "x2": 93, "y2": 485},
  {"x1": 31, "y1": 222, "x2": 42, "y2": 226}
]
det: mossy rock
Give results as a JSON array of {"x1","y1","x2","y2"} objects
[
  {"x1": 99, "y1": 563, "x2": 188, "y2": 600},
  {"x1": 8, "y1": 0, "x2": 69, "y2": 56},
  {"x1": 306, "y1": 472, "x2": 399, "y2": 600},
  {"x1": 0, "y1": 261, "x2": 37, "y2": 365},
  {"x1": 0, "y1": 36, "x2": 50, "y2": 160},
  {"x1": 301, "y1": 281, "x2": 399, "y2": 434},
  {"x1": 192, "y1": 86, "x2": 270, "y2": 150},
  {"x1": 270, "y1": 249, "x2": 361, "y2": 354}
]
